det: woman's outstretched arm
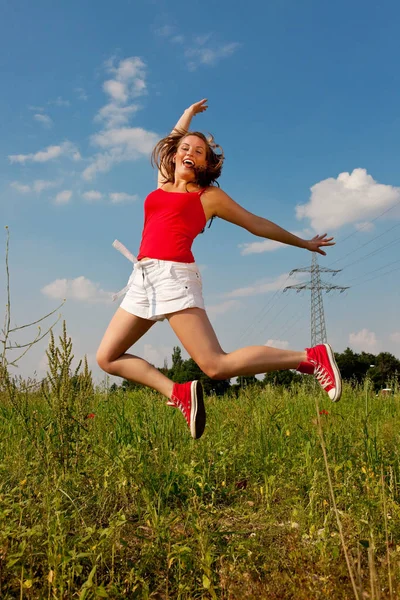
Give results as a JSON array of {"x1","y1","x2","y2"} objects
[
  {"x1": 207, "y1": 188, "x2": 335, "y2": 255},
  {"x1": 172, "y1": 98, "x2": 208, "y2": 133}
]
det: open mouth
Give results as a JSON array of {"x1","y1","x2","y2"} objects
[{"x1": 183, "y1": 159, "x2": 195, "y2": 168}]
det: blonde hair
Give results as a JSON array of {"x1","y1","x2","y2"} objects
[{"x1": 151, "y1": 129, "x2": 224, "y2": 188}]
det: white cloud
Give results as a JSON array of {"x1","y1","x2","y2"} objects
[
  {"x1": 109, "y1": 192, "x2": 138, "y2": 204},
  {"x1": 224, "y1": 272, "x2": 304, "y2": 298},
  {"x1": 154, "y1": 24, "x2": 184, "y2": 44},
  {"x1": 154, "y1": 27, "x2": 239, "y2": 70},
  {"x1": 54, "y1": 190, "x2": 72, "y2": 205},
  {"x1": 296, "y1": 168, "x2": 400, "y2": 231},
  {"x1": 83, "y1": 57, "x2": 156, "y2": 180},
  {"x1": 38, "y1": 352, "x2": 49, "y2": 376},
  {"x1": 355, "y1": 221, "x2": 375, "y2": 233},
  {"x1": 10, "y1": 181, "x2": 31, "y2": 193},
  {"x1": 143, "y1": 343, "x2": 173, "y2": 368},
  {"x1": 49, "y1": 96, "x2": 70, "y2": 107},
  {"x1": 155, "y1": 24, "x2": 176, "y2": 37},
  {"x1": 94, "y1": 103, "x2": 140, "y2": 129},
  {"x1": 349, "y1": 328, "x2": 379, "y2": 353},
  {"x1": 41, "y1": 276, "x2": 112, "y2": 303},
  {"x1": 185, "y1": 41, "x2": 240, "y2": 70},
  {"x1": 83, "y1": 190, "x2": 102, "y2": 202},
  {"x1": 75, "y1": 87, "x2": 88, "y2": 101},
  {"x1": 239, "y1": 230, "x2": 310, "y2": 255},
  {"x1": 194, "y1": 34, "x2": 213, "y2": 46},
  {"x1": 92, "y1": 127, "x2": 156, "y2": 151},
  {"x1": 390, "y1": 332, "x2": 400, "y2": 344},
  {"x1": 34, "y1": 113, "x2": 53, "y2": 128},
  {"x1": 265, "y1": 339, "x2": 289, "y2": 350},
  {"x1": 9, "y1": 141, "x2": 81, "y2": 164},
  {"x1": 240, "y1": 239, "x2": 282, "y2": 254},
  {"x1": 10, "y1": 179, "x2": 58, "y2": 194},
  {"x1": 207, "y1": 300, "x2": 241, "y2": 317},
  {"x1": 103, "y1": 79, "x2": 128, "y2": 103},
  {"x1": 33, "y1": 179, "x2": 58, "y2": 193},
  {"x1": 95, "y1": 56, "x2": 147, "y2": 130},
  {"x1": 83, "y1": 127, "x2": 158, "y2": 180},
  {"x1": 171, "y1": 35, "x2": 184, "y2": 44}
]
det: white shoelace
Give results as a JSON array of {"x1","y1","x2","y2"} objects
[
  {"x1": 169, "y1": 394, "x2": 190, "y2": 420},
  {"x1": 312, "y1": 362, "x2": 333, "y2": 390}
]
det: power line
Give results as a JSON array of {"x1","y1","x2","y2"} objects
[
  {"x1": 330, "y1": 196, "x2": 400, "y2": 248},
  {"x1": 256, "y1": 300, "x2": 291, "y2": 339},
  {"x1": 350, "y1": 264, "x2": 400, "y2": 288},
  {"x1": 340, "y1": 257, "x2": 400, "y2": 286},
  {"x1": 334, "y1": 236, "x2": 400, "y2": 272},
  {"x1": 235, "y1": 275, "x2": 290, "y2": 343}
]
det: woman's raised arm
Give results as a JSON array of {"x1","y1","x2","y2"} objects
[
  {"x1": 157, "y1": 99, "x2": 208, "y2": 186},
  {"x1": 172, "y1": 98, "x2": 208, "y2": 133}
]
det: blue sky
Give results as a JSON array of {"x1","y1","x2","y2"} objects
[{"x1": 1, "y1": 0, "x2": 400, "y2": 381}]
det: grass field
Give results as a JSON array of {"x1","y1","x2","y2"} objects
[{"x1": 1, "y1": 367, "x2": 400, "y2": 599}]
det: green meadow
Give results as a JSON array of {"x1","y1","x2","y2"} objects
[{"x1": 1, "y1": 330, "x2": 400, "y2": 598}]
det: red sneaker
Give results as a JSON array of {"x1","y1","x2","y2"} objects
[
  {"x1": 169, "y1": 381, "x2": 206, "y2": 439},
  {"x1": 297, "y1": 343, "x2": 342, "y2": 402}
]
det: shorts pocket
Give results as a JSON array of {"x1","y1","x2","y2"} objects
[{"x1": 171, "y1": 265, "x2": 202, "y2": 290}]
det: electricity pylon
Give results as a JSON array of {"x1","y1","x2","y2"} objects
[{"x1": 283, "y1": 253, "x2": 349, "y2": 346}]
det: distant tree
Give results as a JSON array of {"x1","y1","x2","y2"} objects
[
  {"x1": 182, "y1": 358, "x2": 231, "y2": 395},
  {"x1": 181, "y1": 357, "x2": 203, "y2": 381},
  {"x1": 121, "y1": 378, "x2": 143, "y2": 392},
  {"x1": 262, "y1": 370, "x2": 302, "y2": 386},
  {"x1": 166, "y1": 348, "x2": 230, "y2": 396},
  {"x1": 229, "y1": 375, "x2": 260, "y2": 396},
  {"x1": 369, "y1": 352, "x2": 400, "y2": 391},
  {"x1": 168, "y1": 346, "x2": 186, "y2": 383},
  {"x1": 158, "y1": 358, "x2": 169, "y2": 377},
  {"x1": 237, "y1": 375, "x2": 259, "y2": 388},
  {"x1": 334, "y1": 348, "x2": 373, "y2": 383}
]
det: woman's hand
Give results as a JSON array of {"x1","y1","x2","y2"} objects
[
  {"x1": 188, "y1": 98, "x2": 208, "y2": 116},
  {"x1": 304, "y1": 234, "x2": 335, "y2": 256},
  {"x1": 172, "y1": 99, "x2": 208, "y2": 137}
]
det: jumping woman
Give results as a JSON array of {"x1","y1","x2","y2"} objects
[{"x1": 97, "y1": 99, "x2": 342, "y2": 440}]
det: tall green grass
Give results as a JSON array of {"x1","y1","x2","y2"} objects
[{"x1": 1, "y1": 374, "x2": 400, "y2": 599}]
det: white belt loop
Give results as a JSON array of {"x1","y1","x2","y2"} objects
[{"x1": 112, "y1": 239, "x2": 138, "y2": 301}]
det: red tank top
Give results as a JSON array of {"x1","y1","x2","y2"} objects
[{"x1": 137, "y1": 188, "x2": 207, "y2": 263}]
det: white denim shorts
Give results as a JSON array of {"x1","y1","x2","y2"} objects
[{"x1": 119, "y1": 259, "x2": 205, "y2": 321}]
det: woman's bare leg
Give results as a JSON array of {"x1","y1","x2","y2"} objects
[
  {"x1": 96, "y1": 308, "x2": 174, "y2": 398},
  {"x1": 167, "y1": 308, "x2": 306, "y2": 379}
]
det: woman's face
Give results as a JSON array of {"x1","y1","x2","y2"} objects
[{"x1": 174, "y1": 135, "x2": 208, "y2": 179}]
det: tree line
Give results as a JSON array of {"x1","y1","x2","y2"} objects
[{"x1": 110, "y1": 346, "x2": 400, "y2": 396}]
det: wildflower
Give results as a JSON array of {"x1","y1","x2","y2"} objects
[
  {"x1": 319, "y1": 409, "x2": 329, "y2": 416},
  {"x1": 86, "y1": 412, "x2": 95, "y2": 419}
]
